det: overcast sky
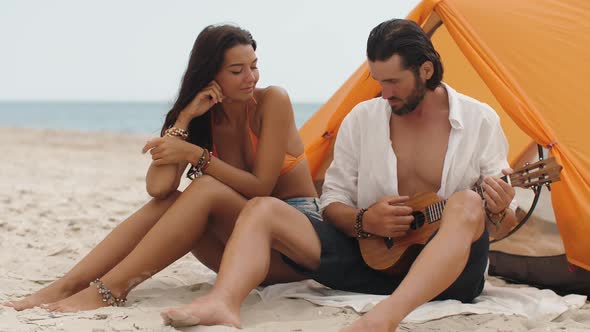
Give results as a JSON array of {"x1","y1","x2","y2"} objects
[{"x1": 1, "y1": 1, "x2": 420, "y2": 103}]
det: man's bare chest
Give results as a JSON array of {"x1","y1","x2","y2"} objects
[{"x1": 391, "y1": 124, "x2": 451, "y2": 196}]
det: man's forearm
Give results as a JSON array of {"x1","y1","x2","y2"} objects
[{"x1": 323, "y1": 202, "x2": 361, "y2": 238}]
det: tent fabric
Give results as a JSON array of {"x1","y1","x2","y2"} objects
[{"x1": 299, "y1": 0, "x2": 590, "y2": 270}]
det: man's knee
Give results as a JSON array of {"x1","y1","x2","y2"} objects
[{"x1": 446, "y1": 190, "x2": 484, "y2": 228}]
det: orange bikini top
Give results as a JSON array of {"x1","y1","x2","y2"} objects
[{"x1": 210, "y1": 104, "x2": 305, "y2": 175}]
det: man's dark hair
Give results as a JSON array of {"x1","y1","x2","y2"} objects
[{"x1": 367, "y1": 19, "x2": 443, "y2": 90}]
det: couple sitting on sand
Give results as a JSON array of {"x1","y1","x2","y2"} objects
[{"x1": 4, "y1": 19, "x2": 516, "y2": 332}]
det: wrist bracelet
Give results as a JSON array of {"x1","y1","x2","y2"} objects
[
  {"x1": 201, "y1": 151, "x2": 213, "y2": 171},
  {"x1": 354, "y1": 208, "x2": 372, "y2": 239},
  {"x1": 485, "y1": 206, "x2": 507, "y2": 225},
  {"x1": 164, "y1": 127, "x2": 188, "y2": 140},
  {"x1": 187, "y1": 148, "x2": 209, "y2": 180}
]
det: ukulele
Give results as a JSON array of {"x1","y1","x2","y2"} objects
[{"x1": 358, "y1": 157, "x2": 563, "y2": 277}]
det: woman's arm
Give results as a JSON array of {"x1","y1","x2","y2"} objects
[
  {"x1": 144, "y1": 81, "x2": 226, "y2": 198},
  {"x1": 203, "y1": 87, "x2": 293, "y2": 198},
  {"x1": 144, "y1": 113, "x2": 195, "y2": 198},
  {"x1": 145, "y1": 159, "x2": 187, "y2": 199}
]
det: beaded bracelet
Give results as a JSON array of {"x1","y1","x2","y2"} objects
[
  {"x1": 89, "y1": 278, "x2": 126, "y2": 307},
  {"x1": 485, "y1": 206, "x2": 507, "y2": 226},
  {"x1": 164, "y1": 127, "x2": 189, "y2": 140},
  {"x1": 187, "y1": 149, "x2": 211, "y2": 180},
  {"x1": 201, "y1": 151, "x2": 213, "y2": 172},
  {"x1": 354, "y1": 208, "x2": 372, "y2": 239}
]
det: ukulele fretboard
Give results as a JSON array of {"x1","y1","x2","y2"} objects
[{"x1": 424, "y1": 175, "x2": 508, "y2": 223}]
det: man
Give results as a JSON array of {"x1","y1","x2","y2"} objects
[
  {"x1": 161, "y1": 19, "x2": 517, "y2": 332},
  {"x1": 316, "y1": 18, "x2": 517, "y2": 331}
]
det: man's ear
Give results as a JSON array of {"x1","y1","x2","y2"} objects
[{"x1": 420, "y1": 61, "x2": 434, "y2": 80}]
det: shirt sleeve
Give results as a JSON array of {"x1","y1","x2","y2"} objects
[
  {"x1": 319, "y1": 110, "x2": 360, "y2": 213},
  {"x1": 479, "y1": 111, "x2": 518, "y2": 211}
]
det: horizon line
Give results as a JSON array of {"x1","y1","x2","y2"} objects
[{"x1": 0, "y1": 99, "x2": 326, "y2": 105}]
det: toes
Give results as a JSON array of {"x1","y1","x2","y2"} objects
[
  {"x1": 51, "y1": 305, "x2": 66, "y2": 313},
  {"x1": 2, "y1": 301, "x2": 15, "y2": 308},
  {"x1": 41, "y1": 303, "x2": 58, "y2": 312},
  {"x1": 160, "y1": 311, "x2": 173, "y2": 326},
  {"x1": 161, "y1": 308, "x2": 201, "y2": 328},
  {"x1": 4, "y1": 300, "x2": 30, "y2": 311}
]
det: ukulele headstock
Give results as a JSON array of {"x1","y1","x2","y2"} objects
[{"x1": 509, "y1": 157, "x2": 562, "y2": 190}]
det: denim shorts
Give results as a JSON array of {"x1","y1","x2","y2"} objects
[{"x1": 283, "y1": 197, "x2": 322, "y2": 219}]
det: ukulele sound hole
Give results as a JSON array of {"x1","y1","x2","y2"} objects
[{"x1": 410, "y1": 211, "x2": 426, "y2": 230}]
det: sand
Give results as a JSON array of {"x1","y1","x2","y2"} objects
[{"x1": 1, "y1": 127, "x2": 588, "y2": 331}]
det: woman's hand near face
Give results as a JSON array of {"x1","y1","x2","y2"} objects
[
  {"x1": 142, "y1": 136, "x2": 202, "y2": 167},
  {"x1": 180, "y1": 81, "x2": 225, "y2": 121}
]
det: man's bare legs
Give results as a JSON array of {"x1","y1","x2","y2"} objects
[
  {"x1": 341, "y1": 190, "x2": 485, "y2": 332},
  {"x1": 3, "y1": 190, "x2": 182, "y2": 311},
  {"x1": 161, "y1": 197, "x2": 321, "y2": 328}
]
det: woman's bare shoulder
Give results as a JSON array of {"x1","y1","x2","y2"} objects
[{"x1": 255, "y1": 86, "x2": 291, "y2": 106}]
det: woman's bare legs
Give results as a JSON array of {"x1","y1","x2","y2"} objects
[
  {"x1": 3, "y1": 191, "x2": 182, "y2": 311},
  {"x1": 40, "y1": 176, "x2": 242, "y2": 312},
  {"x1": 161, "y1": 197, "x2": 321, "y2": 328},
  {"x1": 44, "y1": 176, "x2": 304, "y2": 312},
  {"x1": 191, "y1": 226, "x2": 307, "y2": 286}
]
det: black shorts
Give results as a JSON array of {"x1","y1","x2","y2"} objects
[{"x1": 281, "y1": 210, "x2": 489, "y2": 303}]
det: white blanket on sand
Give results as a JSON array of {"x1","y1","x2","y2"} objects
[{"x1": 255, "y1": 280, "x2": 587, "y2": 323}]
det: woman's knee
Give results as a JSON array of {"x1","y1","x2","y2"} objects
[
  {"x1": 185, "y1": 174, "x2": 222, "y2": 189},
  {"x1": 149, "y1": 190, "x2": 181, "y2": 205},
  {"x1": 148, "y1": 186, "x2": 182, "y2": 200},
  {"x1": 237, "y1": 197, "x2": 285, "y2": 229},
  {"x1": 184, "y1": 175, "x2": 233, "y2": 199}
]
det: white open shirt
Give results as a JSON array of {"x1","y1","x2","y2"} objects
[{"x1": 319, "y1": 83, "x2": 518, "y2": 213}]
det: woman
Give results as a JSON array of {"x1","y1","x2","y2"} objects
[{"x1": 3, "y1": 24, "x2": 318, "y2": 313}]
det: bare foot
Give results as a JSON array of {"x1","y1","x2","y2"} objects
[
  {"x1": 2, "y1": 281, "x2": 79, "y2": 311},
  {"x1": 44, "y1": 286, "x2": 112, "y2": 312},
  {"x1": 160, "y1": 294, "x2": 240, "y2": 328}
]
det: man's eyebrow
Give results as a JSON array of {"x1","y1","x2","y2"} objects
[{"x1": 372, "y1": 75, "x2": 400, "y2": 82}]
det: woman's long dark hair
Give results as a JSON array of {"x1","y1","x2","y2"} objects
[{"x1": 161, "y1": 24, "x2": 257, "y2": 151}]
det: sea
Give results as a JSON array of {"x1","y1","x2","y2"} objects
[{"x1": 0, "y1": 101, "x2": 323, "y2": 135}]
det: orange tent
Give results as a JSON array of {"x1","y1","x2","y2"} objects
[{"x1": 300, "y1": 0, "x2": 590, "y2": 270}]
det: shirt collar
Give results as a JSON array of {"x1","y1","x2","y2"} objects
[{"x1": 442, "y1": 82, "x2": 464, "y2": 130}]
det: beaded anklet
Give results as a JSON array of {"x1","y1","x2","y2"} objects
[{"x1": 89, "y1": 279, "x2": 127, "y2": 307}]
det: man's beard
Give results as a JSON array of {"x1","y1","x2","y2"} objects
[{"x1": 389, "y1": 78, "x2": 427, "y2": 116}]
